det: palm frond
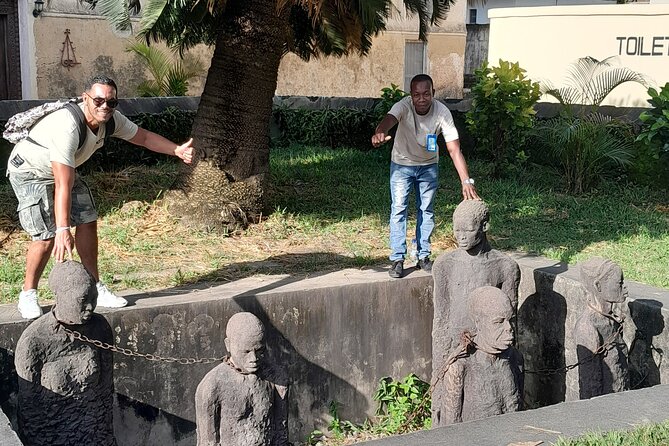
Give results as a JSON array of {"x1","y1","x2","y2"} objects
[
  {"x1": 95, "y1": 0, "x2": 133, "y2": 36},
  {"x1": 139, "y1": 0, "x2": 169, "y2": 32},
  {"x1": 136, "y1": 80, "x2": 162, "y2": 97},
  {"x1": 126, "y1": 41, "x2": 171, "y2": 91},
  {"x1": 589, "y1": 68, "x2": 648, "y2": 106}
]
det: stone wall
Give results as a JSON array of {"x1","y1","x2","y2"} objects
[{"x1": 1, "y1": 254, "x2": 668, "y2": 444}]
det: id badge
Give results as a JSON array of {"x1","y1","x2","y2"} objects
[{"x1": 426, "y1": 134, "x2": 437, "y2": 152}]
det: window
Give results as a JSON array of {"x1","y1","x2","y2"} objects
[
  {"x1": 469, "y1": 8, "x2": 477, "y2": 24},
  {"x1": 404, "y1": 41, "x2": 426, "y2": 92}
]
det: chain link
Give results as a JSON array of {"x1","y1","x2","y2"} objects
[
  {"x1": 399, "y1": 320, "x2": 626, "y2": 431},
  {"x1": 525, "y1": 319, "x2": 625, "y2": 375},
  {"x1": 62, "y1": 327, "x2": 226, "y2": 365}
]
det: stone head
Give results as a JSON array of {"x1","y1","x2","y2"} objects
[
  {"x1": 469, "y1": 286, "x2": 514, "y2": 355},
  {"x1": 453, "y1": 200, "x2": 490, "y2": 251},
  {"x1": 580, "y1": 257, "x2": 628, "y2": 305},
  {"x1": 49, "y1": 260, "x2": 97, "y2": 325},
  {"x1": 224, "y1": 312, "x2": 266, "y2": 374}
]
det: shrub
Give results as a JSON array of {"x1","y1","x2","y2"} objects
[
  {"x1": 533, "y1": 114, "x2": 635, "y2": 193},
  {"x1": 466, "y1": 59, "x2": 541, "y2": 177},
  {"x1": 633, "y1": 83, "x2": 669, "y2": 187},
  {"x1": 373, "y1": 83, "x2": 408, "y2": 123},
  {"x1": 371, "y1": 373, "x2": 431, "y2": 434},
  {"x1": 126, "y1": 42, "x2": 204, "y2": 97},
  {"x1": 534, "y1": 56, "x2": 647, "y2": 194},
  {"x1": 272, "y1": 106, "x2": 376, "y2": 149}
]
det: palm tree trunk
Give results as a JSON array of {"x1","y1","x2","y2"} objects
[{"x1": 165, "y1": 0, "x2": 287, "y2": 233}]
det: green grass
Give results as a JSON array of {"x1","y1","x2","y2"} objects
[
  {"x1": 554, "y1": 421, "x2": 669, "y2": 445},
  {"x1": 0, "y1": 144, "x2": 667, "y2": 302}
]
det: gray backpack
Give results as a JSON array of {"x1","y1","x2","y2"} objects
[{"x1": 3, "y1": 99, "x2": 115, "y2": 149}]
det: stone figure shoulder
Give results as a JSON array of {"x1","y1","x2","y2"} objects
[
  {"x1": 195, "y1": 360, "x2": 289, "y2": 446},
  {"x1": 15, "y1": 311, "x2": 115, "y2": 446}
]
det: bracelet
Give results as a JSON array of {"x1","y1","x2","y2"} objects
[
  {"x1": 55, "y1": 226, "x2": 71, "y2": 234},
  {"x1": 463, "y1": 178, "x2": 475, "y2": 185}
]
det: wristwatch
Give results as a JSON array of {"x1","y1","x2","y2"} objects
[{"x1": 463, "y1": 178, "x2": 475, "y2": 185}]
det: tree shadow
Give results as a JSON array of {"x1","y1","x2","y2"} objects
[
  {"x1": 517, "y1": 262, "x2": 568, "y2": 408},
  {"x1": 629, "y1": 299, "x2": 665, "y2": 389}
]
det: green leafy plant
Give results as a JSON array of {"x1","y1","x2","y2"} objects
[
  {"x1": 272, "y1": 107, "x2": 376, "y2": 149},
  {"x1": 631, "y1": 83, "x2": 669, "y2": 187},
  {"x1": 466, "y1": 59, "x2": 541, "y2": 177},
  {"x1": 327, "y1": 400, "x2": 359, "y2": 439},
  {"x1": 533, "y1": 114, "x2": 635, "y2": 194},
  {"x1": 373, "y1": 83, "x2": 408, "y2": 123},
  {"x1": 126, "y1": 41, "x2": 204, "y2": 97},
  {"x1": 637, "y1": 83, "x2": 669, "y2": 154},
  {"x1": 305, "y1": 429, "x2": 324, "y2": 445},
  {"x1": 533, "y1": 56, "x2": 646, "y2": 194},
  {"x1": 371, "y1": 373, "x2": 431, "y2": 434}
]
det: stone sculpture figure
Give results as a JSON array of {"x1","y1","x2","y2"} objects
[
  {"x1": 431, "y1": 200, "x2": 520, "y2": 427},
  {"x1": 435, "y1": 286, "x2": 523, "y2": 426},
  {"x1": 574, "y1": 257, "x2": 629, "y2": 399},
  {"x1": 195, "y1": 312, "x2": 289, "y2": 446},
  {"x1": 14, "y1": 260, "x2": 116, "y2": 446}
]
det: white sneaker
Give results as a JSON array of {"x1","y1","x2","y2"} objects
[
  {"x1": 18, "y1": 289, "x2": 43, "y2": 319},
  {"x1": 96, "y1": 282, "x2": 128, "y2": 308}
]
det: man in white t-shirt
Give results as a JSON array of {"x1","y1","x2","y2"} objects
[
  {"x1": 6, "y1": 75, "x2": 195, "y2": 319},
  {"x1": 371, "y1": 74, "x2": 479, "y2": 278}
]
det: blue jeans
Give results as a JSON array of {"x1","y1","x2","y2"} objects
[{"x1": 389, "y1": 162, "x2": 439, "y2": 262}]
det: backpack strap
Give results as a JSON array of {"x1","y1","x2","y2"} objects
[
  {"x1": 64, "y1": 102, "x2": 88, "y2": 151},
  {"x1": 104, "y1": 116, "x2": 115, "y2": 145},
  {"x1": 64, "y1": 103, "x2": 116, "y2": 149}
]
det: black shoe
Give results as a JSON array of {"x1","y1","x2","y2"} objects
[
  {"x1": 389, "y1": 260, "x2": 404, "y2": 278},
  {"x1": 417, "y1": 257, "x2": 433, "y2": 273}
]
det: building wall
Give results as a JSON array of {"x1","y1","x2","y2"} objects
[
  {"x1": 276, "y1": 32, "x2": 466, "y2": 100},
  {"x1": 26, "y1": 10, "x2": 209, "y2": 99},
  {"x1": 487, "y1": 4, "x2": 669, "y2": 107},
  {"x1": 24, "y1": 1, "x2": 466, "y2": 100},
  {"x1": 276, "y1": 0, "x2": 467, "y2": 99}
]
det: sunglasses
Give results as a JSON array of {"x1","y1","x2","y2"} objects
[{"x1": 86, "y1": 94, "x2": 119, "y2": 108}]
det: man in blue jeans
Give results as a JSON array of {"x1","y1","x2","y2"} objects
[{"x1": 372, "y1": 74, "x2": 479, "y2": 278}]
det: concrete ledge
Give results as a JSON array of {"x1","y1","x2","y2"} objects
[
  {"x1": 0, "y1": 254, "x2": 668, "y2": 444},
  {"x1": 359, "y1": 384, "x2": 669, "y2": 445}
]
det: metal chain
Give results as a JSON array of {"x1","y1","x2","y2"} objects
[
  {"x1": 62, "y1": 327, "x2": 226, "y2": 365},
  {"x1": 400, "y1": 321, "x2": 625, "y2": 431},
  {"x1": 397, "y1": 331, "x2": 475, "y2": 433},
  {"x1": 525, "y1": 320, "x2": 625, "y2": 375}
]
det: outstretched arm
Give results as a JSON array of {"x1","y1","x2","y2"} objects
[
  {"x1": 129, "y1": 128, "x2": 194, "y2": 164},
  {"x1": 371, "y1": 114, "x2": 399, "y2": 147},
  {"x1": 445, "y1": 139, "x2": 479, "y2": 200}
]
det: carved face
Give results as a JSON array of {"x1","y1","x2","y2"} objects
[
  {"x1": 597, "y1": 264, "x2": 628, "y2": 304},
  {"x1": 55, "y1": 287, "x2": 97, "y2": 325},
  {"x1": 474, "y1": 297, "x2": 514, "y2": 355},
  {"x1": 453, "y1": 215, "x2": 486, "y2": 251},
  {"x1": 225, "y1": 332, "x2": 265, "y2": 374}
]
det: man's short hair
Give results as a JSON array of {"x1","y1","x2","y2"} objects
[
  {"x1": 410, "y1": 74, "x2": 434, "y2": 90},
  {"x1": 86, "y1": 75, "x2": 118, "y2": 95}
]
